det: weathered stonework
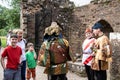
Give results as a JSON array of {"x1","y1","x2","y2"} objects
[
  {"x1": 20, "y1": 0, "x2": 74, "y2": 53},
  {"x1": 21, "y1": 0, "x2": 120, "y2": 79}
]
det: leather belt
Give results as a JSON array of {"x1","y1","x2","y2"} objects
[
  {"x1": 51, "y1": 63, "x2": 66, "y2": 68},
  {"x1": 83, "y1": 52, "x2": 91, "y2": 54}
]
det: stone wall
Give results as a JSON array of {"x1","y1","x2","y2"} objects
[
  {"x1": 21, "y1": 0, "x2": 120, "y2": 53},
  {"x1": 21, "y1": 0, "x2": 120, "y2": 78},
  {"x1": 109, "y1": 33, "x2": 120, "y2": 80},
  {"x1": 69, "y1": 0, "x2": 120, "y2": 54},
  {"x1": 20, "y1": 0, "x2": 74, "y2": 53},
  {"x1": 69, "y1": 1, "x2": 120, "y2": 79},
  {"x1": 110, "y1": 39, "x2": 120, "y2": 80}
]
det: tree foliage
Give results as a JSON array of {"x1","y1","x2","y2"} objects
[{"x1": 0, "y1": 0, "x2": 20, "y2": 36}]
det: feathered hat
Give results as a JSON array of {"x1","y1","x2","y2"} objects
[{"x1": 44, "y1": 22, "x2": 62, "y2": 35}]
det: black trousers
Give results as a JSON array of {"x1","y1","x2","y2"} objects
[
  {"x1": 94, "y1": 70, "x2": 107, "y2": 80},
  {"x1": 48, "y1": 74, "x2": 67, "y2": 80},
  {"x1": 94, "y1": 60, "x2": 107, "y2": 80},
  {"x1": 21, "y1": 60, "x2": 26, "y2": 80},
  {"x1": 85, "y1": 65, "x2": 95, "y2": 80}
]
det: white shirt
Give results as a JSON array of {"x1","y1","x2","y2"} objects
[
  {"x1": 17, "y1": 39, "x2": 26, "y2": 62},
  {"x1": 82, "y1": 38, "x2": 95, "y2": 66}
]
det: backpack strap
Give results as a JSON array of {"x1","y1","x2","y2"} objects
[{"x1": 23, "y1": 38, "x2": 27, "y2": 44}]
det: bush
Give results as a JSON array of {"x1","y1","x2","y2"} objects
[
  {"x1": 0, "y1": 36, "x2": 7, "y2": 48},
  {"x1": 0, "y1": 29, "x2": 7, "y2": 36}
]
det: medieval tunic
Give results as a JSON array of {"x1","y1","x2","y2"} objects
[
  {"x1": 91, "y1": 34, "x2": 112, "y2": 70},
  {"x1": 38, "y1": 38, "x2": 75, "y2": 75}
]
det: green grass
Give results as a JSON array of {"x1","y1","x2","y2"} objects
[{"x1": 0, "y1": 36, "x2": 7, "y2": 48}]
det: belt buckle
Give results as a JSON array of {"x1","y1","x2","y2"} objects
[{"x1": 52, "y1": 65, "x2": 57, "y2": 68}]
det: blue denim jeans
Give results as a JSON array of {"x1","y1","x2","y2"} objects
[{"x1": 4, "y1": 67, "x2": 21, "y2": 80}]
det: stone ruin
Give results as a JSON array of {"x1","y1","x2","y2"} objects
[
  {"x1": 20, "y1": 0, "x2": 74, "y2": 53},
  {"x1": 20, "y1": 0, "x2": 120, "y2": 79}
]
